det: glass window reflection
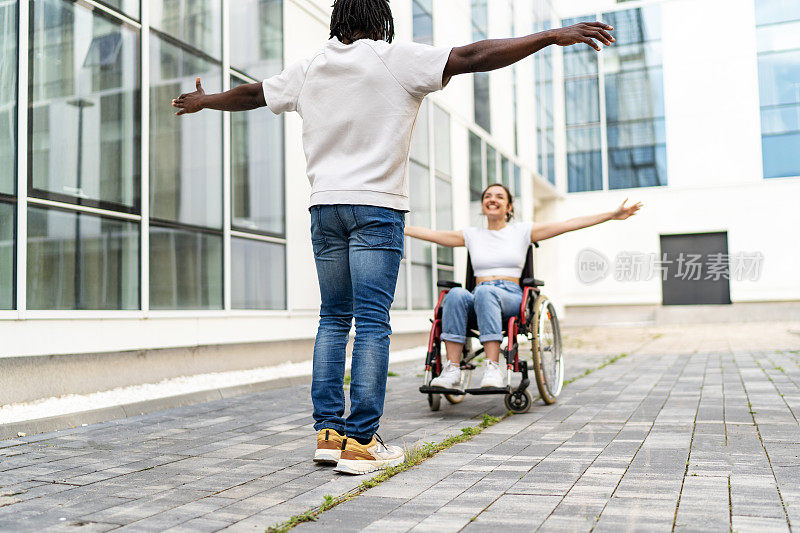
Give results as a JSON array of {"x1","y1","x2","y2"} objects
[
  {"x1": 230, "y1": 0, "x2": 282, "y2": 80},
  {"x1": 149, "y1": 226, "x2": 222, "y2": 310},
  {"x1": 231, "y1": 77, "x2": 284, "y2": 235},
  {"x1": 231, "y1": 237, "x2": 285, "y2": 309},
  {"x1": 412, "y1": 0, "x2": 433, "y2": 46},
  {"x1": 0, "y1": 0, "x2": 16, "y2": 196},
  {"x1": 150, "y1": 32, "x2": 222, "y2": 228},
  {"x1": 433, "y1": 105, "x2": 451, "y2": 177},
  {"x1": 27, "y1": 207, "x2": 139, "y2": 310},
  {"x1": 0, "y1": 202, "x2": 12, "y2": 309},
  {"x1": 435, "y1": 178, "x2": 453, "y2": 266},
  {"x1": 149, "y1": 0, "x2": 221, "y2": 59},
  {"x1": 29, "y1": 0, "x2": 140, "y2": 209}
]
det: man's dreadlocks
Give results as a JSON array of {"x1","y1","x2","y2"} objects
[{"x1": 330, "y1": 0, "x2": 395, "y2": 43}]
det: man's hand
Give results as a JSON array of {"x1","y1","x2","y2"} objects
[
  {"x1": 552, "y1": 22, "x2": 615, "y2": 51},
  {"x1": 172, "y1": 77, "x2": 206, "y2": 116},
  {"x1": 611, "y1": 198, "x2": 643, "y2": 220}
]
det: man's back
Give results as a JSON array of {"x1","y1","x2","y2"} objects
[{"x1": 262, "y1": 38, "x2": 451, "y2": 211}]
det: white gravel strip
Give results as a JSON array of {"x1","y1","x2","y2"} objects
[{"x1": 0, "y1": 345, "x2": 428, "y2": 425}]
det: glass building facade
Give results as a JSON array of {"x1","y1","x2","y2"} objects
[
  {"x1": 563, "y1": 6, "x2": 667, "y2": 192},
  {"x1": 755, "y1": 0, "x2": 800, "y2": 178},
  {"x1": 3, "y1": 0, "x2": 285, "y2": 312}
]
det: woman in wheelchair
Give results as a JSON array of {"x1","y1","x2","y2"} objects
[{"x1": 405, "y1": 183, "x2": 641, "y2": 390}]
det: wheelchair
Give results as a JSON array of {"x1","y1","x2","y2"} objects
[{"x1": 419, "y1": 243, "x2": 564, "y2": 414}]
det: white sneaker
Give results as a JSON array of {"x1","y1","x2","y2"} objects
[
  {"x1": 430, "y1": 360, "x2": 461, "y2": 389},
  {"x1": 334, "y1": 435, "x2": 405, "y2": 475},
  {"x1": 480, "y1": 360, "x2": 505, "y2": 388}
]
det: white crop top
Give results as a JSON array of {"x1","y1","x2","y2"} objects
[{"x1": 462, "y1": 222, "x2": 534, "y2": 278}]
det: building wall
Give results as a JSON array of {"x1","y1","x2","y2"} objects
[
  {"x1": 539, "y1": 0, "x2": 800, "y2": 313},
  {"x1": 0, "y1": 0, "x2": 546, "y2": 358}
]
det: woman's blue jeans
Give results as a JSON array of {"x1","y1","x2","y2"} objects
[
  {"x1": 440, "y1": 280, "x2": 523, "y2": 345},
  {"x1": 309, "y1": 204, "x2": 405, "y2": 440}
]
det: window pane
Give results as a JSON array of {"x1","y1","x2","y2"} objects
[
  {"x1": 392, "y1": 262, "x2": 407, "y2": 310},
  {"x1": 565, "y1": 78, "x2": 600, "y2": 125},
  {"x1": 231, "y1": 237, "x2": 285, "y2": 309},
  {"x1": 435, "y1": 178, "x2": 453, "y2": 266},
  {"x1": 469, "y1": 132, "x2": 483, "y2": 201},
  {"x1": 29, "y1": 0, "x2": 140, "y2": 208},
  {"x1": 602, "y1": 7, "x2": 662, "y2": 44},
  {"x1": 412, "y1": 0, "x2": 433, "y2": 45},
  {"x1": 150, "y1": 0, "x2": 221, "y2": 59},
  {"x1": 150, "y1": 33, "x2": 222, "y2": 228},
  {"x1": 411, "y1": 263, "x2": 432, "y2": 309},
  {"x1": 567, "y1": 126, "x2": 602, "y2": 192},
  {"x1": 437, "y1": 268, "x2": 454, "y2": 284},
  {"x1": 758, "y1": 49, "x2": 800, "y2": 107},
  {"x1": 760, "y1": 103, "x2": 800, "y2": 135},
  {"x1": 410, "y1": 102, "x2": 429, "y2": 165},
  {"x1": 0, "y1": 0, "x2": 16, "y2": 196},
  {"x1": 754, "y1": 0, "x2": 800, "y2": 26},
  {"x1": 230, "y1": 0, "x2": 282, "y2": 79},
  {"x1": 473, "y1": 72, "x2": 491, "y2": 132},
  {"x1": 409, "y1": 161, "x2": 431, "y2": 264},
  {"x1": 605, "y1": 68, "x2": 665, "y2": 123},
  {"x1": 0, "y1": 202, "x2": 12, "y2": 309},
  {"x1": 231, "y1": 77, "x2": 284, "y2": 235},
  {"x1": 433, "y1": 105, "x2": 451, "y2": 176},
  {"x1": 763, "y1": 131, "x2": 800, "y2": 177},
  {"x1": 501, "y1": 156, "x2": 511, "y2": 190},
  {"x1": 471, "y1": 0, "x2": 488, "y2": 39},
  {"x1": 101, "y1": 0, "x2": 139, "y2": 20},
  {"x1": 27, "y1": 207, "x2": 139, "y2": 310},
  {"x1": 149, "y1": 226, "x2": 222, "y2": 309},
  {"x1": 486, "y1": 145, "x2": 497, "y2": 183}
]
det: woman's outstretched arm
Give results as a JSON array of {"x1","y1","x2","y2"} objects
[
  {"x1": 531, "y1": 199, "x2": 642, "y2": 242},
  {"x1": 405, "y1": 226, "x2": 465, "y2": 247}
]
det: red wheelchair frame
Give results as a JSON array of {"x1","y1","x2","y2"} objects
[{"x1": 419, "y1": 244, "x2": 560, "y2": 413}]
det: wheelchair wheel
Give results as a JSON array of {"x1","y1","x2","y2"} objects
[
  {"x1": 505, "y1": 389, "x2": 532, "y2": 414},
  {"x1": 444, "y1": 367, "x2": 472, "y2": 404},
  {"x1": 531, "y1": 295, "x2": 564, "y2": 405},
  {"x1": 428, "y1": 393, "x2": 441, "y2": 411}
]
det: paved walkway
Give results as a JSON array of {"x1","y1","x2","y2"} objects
[{"x1": 1, "y1": 344, "x2": 799, "y2": 531}]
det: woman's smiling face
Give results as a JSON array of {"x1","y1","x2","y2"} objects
[{"x1": 482, "y1": 185, "x2": 511, "y2": 220}]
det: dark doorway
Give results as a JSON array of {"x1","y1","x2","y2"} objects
[{"x1": 660, "y1": 232, "x2": 731, "y2": 305}]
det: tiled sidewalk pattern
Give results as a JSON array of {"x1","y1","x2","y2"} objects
[
  {"x1": 303, "y1": 350, "x2": 800, "y2": 533},
  {"x1": 0, "y1": 353, "x2": 600, "y2": 532},
  {"x1": 1, "y1": 349, "x2": 799, "y2": 532}
]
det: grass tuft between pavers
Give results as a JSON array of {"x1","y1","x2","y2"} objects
[
  {"x1": 266, "y1": 351, "x2": 631, "y2": 532},
  {"x1": 265, "y1": 414, "x2": 503, "y2": 533}
]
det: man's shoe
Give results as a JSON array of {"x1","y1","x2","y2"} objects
[
  {"x1": 334, "y1": 435, "x2": 405, "y2": 475},
  {"x1": 479, "y1": 360, "x2": 505, "y2": 388},
  {"x1": 314, "y1": 428, "x2": 345, "y2": 464},
  {"x1": 430, "y1": 360, "x2": 461, "y2": 389}
]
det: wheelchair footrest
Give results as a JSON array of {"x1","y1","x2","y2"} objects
[
  {"x1": 419, "y1": 385, "x2": 466, "y2": 395},
  {"x1": 464, "y1": 386, "x2": 511, "y2": 395}
]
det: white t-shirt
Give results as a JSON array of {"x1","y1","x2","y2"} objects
[
  {"x1": 462, "y1": 222, "x2": 534, "y2": 278},
  {"x1": 262, "y1": 38, "x2": 453, "y2": 211}
]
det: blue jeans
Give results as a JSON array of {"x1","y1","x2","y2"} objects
[
  {"x1": 440, "y1": 280, "x2": 523, "y2": 345},
  {"x1": 309, "y1": 204, "x2": 405, "y2": 440}
]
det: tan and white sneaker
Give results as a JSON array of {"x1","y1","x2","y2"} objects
[
  {"x1": 314, "y1": 428, "x2": 345, "y2": 464},
  {"x1": 334, "y1": 434, "x2": 405, "y2": 475}
]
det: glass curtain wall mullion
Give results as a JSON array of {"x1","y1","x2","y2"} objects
[
  {"x1": 140, "y1": 0, "x2": 150, "y2": 312},
  {"x1": 76, "y1": 0, "x2": 141, "y2": 26},
  {"x1": 597, "y1": 10, "x2": 609, "y2": 192},
  {"x1": 222, "y1": 0, "x2": 231, "y2": 311}
]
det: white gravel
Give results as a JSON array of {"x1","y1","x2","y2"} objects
[{"x1": 0, "y1": 346, "x2": 428, "y2": 425}]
